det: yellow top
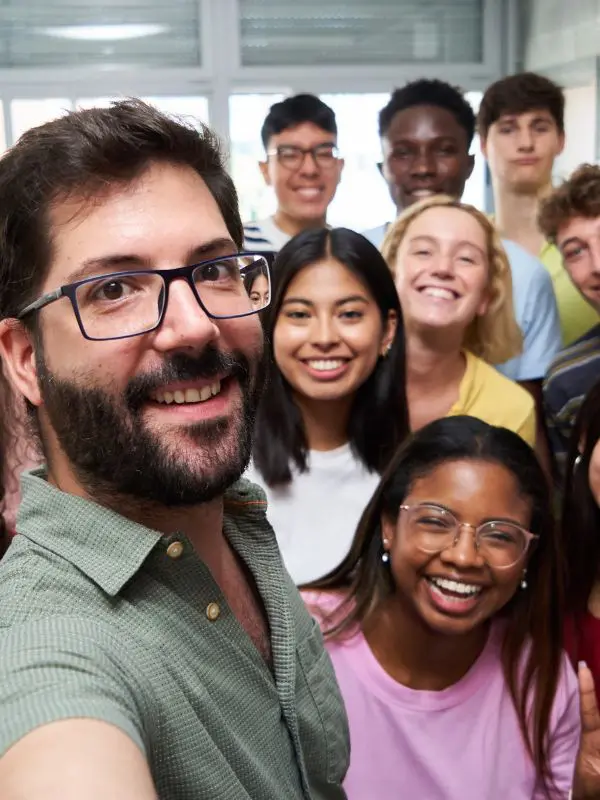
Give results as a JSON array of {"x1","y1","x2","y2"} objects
[
  {"x1": 540, "y1": 242, "x2": 598, "y2": 346},
  {"x1": 448, "y1": 351, "x2": 536, "y2": 447}
]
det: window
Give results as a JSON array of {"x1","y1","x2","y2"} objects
[{"x1": 10, "y1": 98, "x2": 72, "y2": 143}]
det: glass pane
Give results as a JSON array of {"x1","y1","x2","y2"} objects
[
  {"x1": 321, "y1": 93, "x2": 393, "y2": 231},
  {"x1": 240, "y1": 0, "x2": 483, "y2": 67},
  {"x1": 462, "y1": 92, "x2": 485, "y2": 211},
  {"x1": 0, "y1": 2, "x2": 201, "y2": 68},
  {"x1": 228, "y1": 93, "x2": 286, "y2": 225},
  {"x1": 77, "y1": 96, "x2": 210, "y2": 126},
  {"x1": 0, "y1": 103, "x2": 7, "y2": 156},
  {"x1": 10, "y1": 98, "x2": 73, "y2": 143}
]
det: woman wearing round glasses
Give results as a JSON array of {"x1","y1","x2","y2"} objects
[{"x1": 304, "y1": 415, "x2": 578, "y2": 799}]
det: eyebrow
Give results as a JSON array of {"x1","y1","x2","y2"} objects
[
  {"x1": 282, "y1": 294, "x2": 369, "y2": 307},
  {"x1": 409, "y1": 235, "x2": 486, "y2": 259},
  {"x1": 420, "y1": 502, "x2": 525, "y2": 527},
  {"x1": 558, "y1": 236, "x2": 585, "y2": 251},
  {"x1": 63, "y1": 237, "x2": 237, "y2": 285}
]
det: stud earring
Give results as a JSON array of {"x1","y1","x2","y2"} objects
[{"x1": 520, "y1": 569, "x2": 527, "y2": 590}]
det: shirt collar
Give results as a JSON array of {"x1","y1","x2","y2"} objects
[{"x1": 17, "y1": 468, "x2": 268, "y2": 596}]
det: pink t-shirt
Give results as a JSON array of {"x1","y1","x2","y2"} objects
[{"x1": 304, "y1": 592, "x2": 580, "y2": 799}]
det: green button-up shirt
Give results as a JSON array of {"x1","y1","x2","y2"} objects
[{"x1": 0, "y1": 469, "x2": 349, "y2": 799}]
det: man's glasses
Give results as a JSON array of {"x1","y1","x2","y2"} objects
[
  {"x1": 399, "y1": 503, "x2": 538, "y2": 569},
  {"x1": 267, "y1": 143, "x2": 340, "y2": 172},
  {"x1": 17, "y1": 253, "x2": 271, "y2": 342}
]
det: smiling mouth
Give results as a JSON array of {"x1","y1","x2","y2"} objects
[
  {"x1": 426, "y1": 576, "x2": 483, "y2": 598},
  {"x1": 150, "y1": 380, "x2": 222, "y2": 405},
  {"x1": 419, "y1": 286, "x2": 460, "y2": 300},
  {"x1": 304, "y1": 358, "x2": 348, "y2": 371}
]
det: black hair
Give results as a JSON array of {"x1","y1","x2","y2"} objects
[
  {"x1": 260, "y1": 94, "x2": 337, "y2": 149},
  {"x1": 561, "y1": 378, "x2": 600, "y2": 614},
  {"x1": 308, "y1": 415, "x2": 563, "y2": 796},
  {"x1": 252, "y1": 227, "x2": 409, "y2": 486},
  {"x1": 378, "y1": 79, "x2": 475, "y2": 148}
]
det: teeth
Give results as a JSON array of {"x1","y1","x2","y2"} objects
[
  {"x1": 152, "y1": 380, "x2": 221, "y2": 405},
  {"x1": 307, "y1": 359, "x2": 346, "y2": 372},
  {"x1": 429, "y1": 577, "x2": 481, "y2": 596},
  {"x1": 422, "y1": 287, "x2": 456, "y2": 300}
]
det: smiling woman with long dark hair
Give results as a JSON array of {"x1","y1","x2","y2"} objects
[
  {"x1": 247, "y1": 227, "x2": 409, "y2": 584},
  {"x1": 304, "y1": 415, "x2": 578, "y2": 799}
]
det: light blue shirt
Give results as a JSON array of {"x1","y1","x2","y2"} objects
[{"x1": 363, "y1": 224, "x2": 561, "y2": 382}]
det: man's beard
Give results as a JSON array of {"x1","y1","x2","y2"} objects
[{"x1": 36, "y1": 344, "x2": 263, "y2": 509}]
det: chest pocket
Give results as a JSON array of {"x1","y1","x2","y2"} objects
[{"x1": 295, "y1": 620, "x2": 350, "y2": 790}]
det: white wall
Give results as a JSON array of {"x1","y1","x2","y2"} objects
[{"x1": 553, "y1": 83, "x2": 598, "y2": 182}]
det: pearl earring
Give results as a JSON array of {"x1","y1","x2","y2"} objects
[
  {"x1": 520, "y1": 570, "x2": 527, "y2": 590},
  {"x1": 382, "y1": 538, "x2": 390, "y2": 563}
]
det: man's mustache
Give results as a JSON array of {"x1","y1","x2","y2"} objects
[{"x1": 125, "y1": 346, "x2": 251, "y2": 412}]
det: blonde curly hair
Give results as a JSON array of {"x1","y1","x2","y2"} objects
[{"x1": 381, "y1": 195, "x2": 522, "y2": 366}]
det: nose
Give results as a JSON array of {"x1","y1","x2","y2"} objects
[
  {"x1": 431, "y1": 253, "x2": 455, "y2": 278},
  {"x1": 411, "y1": 149, "x2": 436, "y2": 177},
  {"x1": 298, "y1": 151, "x2": 320, "y2": 177},
  {"x1": 439, "y1": 524, "x2": 486, "y2": 569},
  {"x1": 152, "y1": 277, "x2": 220, "y2": 353},
  {"x1": 516, "y1": 127, "x2": 534, "y2": 151},
  {"x1": 590, "y1": 241, "x2": 600, "y2": 275},
  {"x1": 310, "y1": 314, "x2": 340, "y2": 349}
]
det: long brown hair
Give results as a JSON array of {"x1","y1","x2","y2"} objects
[{"x1": 307, "y1": 416, "x2": 564, "y2": 797}]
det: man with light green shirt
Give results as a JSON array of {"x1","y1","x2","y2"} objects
[
  {"x1": 479, "y1": 72, "x2": 597, "y2": 346},
  {"x1": 0, "y1": 100, "x2": 349, "y2": 800}
]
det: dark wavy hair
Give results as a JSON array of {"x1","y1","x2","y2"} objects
[
  {"x1": 308, "y1": 416, "x2": 564, "y2": 797},
  {"x1": 252, "y1": 227, "x2": 409, "y2": 486},
  {"x1": 561, "y1": 378, "x2": 600, "y2": 614},
  {"x1": 478, "y1": 72, "x2": 564, "y2": 139}
]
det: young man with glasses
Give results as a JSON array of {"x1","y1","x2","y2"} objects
[
  {"x1": 0, "y1": 100, "x2": 349, "y2": 800},
  {"x1": 243, "y1": 94, "x2": 344, "y2": 254}
]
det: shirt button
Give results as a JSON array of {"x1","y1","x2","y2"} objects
[
  {"x1": 206, "y1": 602, "x2": 221, "y2": 621},
  {"x1": 166, "y1": 541, "x2": 184, "y2": 559}
]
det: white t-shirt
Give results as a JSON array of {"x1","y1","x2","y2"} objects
[
  {"x1": 243, "y1": 217, "x2": 291, "y2": 253},
  {"x1": 245, "y1": 444, "x2": 380, "y2": 585}
]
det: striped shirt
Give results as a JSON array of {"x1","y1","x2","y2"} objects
[
  {"x1": 243, "y1": 217, "x2": 291, "y2": 253},
  {"x1": 0, "y1": 469, "x2": 350, "y2": 799},
  {"x1": 543, "y1": 323, "x2": 600, "y2": 478}
]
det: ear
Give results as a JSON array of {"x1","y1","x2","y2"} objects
[
  {"x1": 258, "y1": 160, "x2": 272, "y2": 187},
  {"x1": 381, "y1": 513, "x2": 396, "y2": 551},
  {"x1": 336, "y1": 158, "x2": 345, "y2": 180},
  {"x1": 480, "y1": 136, "x2": 488, "y2": 160},
  {"x1": 466, "y1": 154, "x2": 475, "y2": 180},
  {"x1": 0, "y1": 319, "x2": 42, "y2": 407},
  {"x1": 380, "y1": 308, "x2": 398, "y2": 356},
  {"x1": 475, "y1": 288, "x2": 491, "y2": 318},
  {"x1": 556, "y1": 131, "x2": 565, "y2": 157}
]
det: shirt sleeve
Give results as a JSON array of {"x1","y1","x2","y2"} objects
[
  {"x1": 515, "y1": 398, "x2": 537, "y2": 449},
  {"x1": 514, "y1": 261, "x2": 562, "y2": 382},
  {"x1": 0, "y1": 616, "x2": 150, "y2": 758},
  {"x1": 533, "y1": 655, "x2": 580, "y2": 799}
]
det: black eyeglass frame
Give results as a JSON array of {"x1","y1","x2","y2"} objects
[
  {"x1": 17, "y1": 252, "x2": 271, "y2": 342},
  {"x1": 266, "y1": 143, "x2": 340, "y2": 170}
]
